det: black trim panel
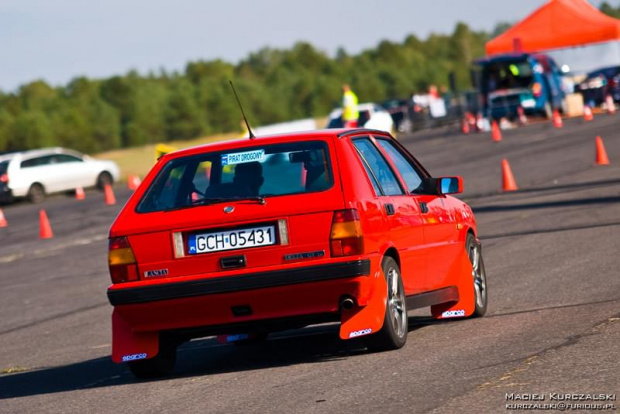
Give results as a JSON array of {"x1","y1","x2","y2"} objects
[
  {"x1": 168, "y1": 313, "x2": 340, "y2": 341},
  {"x1": 108, "y1": 260, "x2": 371, "y2": 306},
  {"x1": 405, "y1": 286, "x2": 459, "y2": 310}
]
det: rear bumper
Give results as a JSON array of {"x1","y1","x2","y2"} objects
[
  {"x1": 109, "y1": 257, "x2": 390, "y2": 362},
  {"x1": 108, "y1": 259, "x2": 371, "y2": 306}
]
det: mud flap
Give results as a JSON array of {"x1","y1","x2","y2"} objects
[
  {"x1": 111, "y1": 309, "x2": 159, "y2": 363},
  {"x1": 339, "y1": 271, "x2": 388, "y2": 340},
  {"x1": 430, "y1": 245, "x2": 476, "y2": 319}
]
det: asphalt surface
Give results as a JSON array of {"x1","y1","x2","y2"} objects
[{"x1": 1, "y1": 115, "x2": 619, "y2": 414}]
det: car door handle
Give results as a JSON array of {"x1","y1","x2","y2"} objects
[
  {"x1": 384, "y1": 203, "x2": 395, "y2": 216},
  {"x1": 419, "y1": 202, "x2": 429, "y2": 214}
]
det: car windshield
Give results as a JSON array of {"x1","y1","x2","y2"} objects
[
  {"x1": 482, "y1": 60, "x2": 534, "y2": 92},
  {"x1": 0, "y1": 161, "x2": 8, "y2": 175},
  {"x1": 137, "y1": 140, "x2": 333, "y2": 213}
]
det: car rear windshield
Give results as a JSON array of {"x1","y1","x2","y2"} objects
[
  {"x1": 483, "y1": 60, "x2": 533, "y2": 92},
  {"x1": 0, "y1": 161, "x2": 8, "y2": 175},
  {"x1": 137, "y1": 140, "x2": 334, "y2": 213}
]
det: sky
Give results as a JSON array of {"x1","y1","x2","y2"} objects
[{"x1": 0, "y1": 0, "x2": 608, "y2": 92}]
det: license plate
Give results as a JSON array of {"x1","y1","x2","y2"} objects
[{"x1": 187, "y1": 225, "x2": 276, "y2": 254}]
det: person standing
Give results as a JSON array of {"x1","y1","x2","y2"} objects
[{"x1": 342, "y1": 84, "x2": 359, "y2": 128}]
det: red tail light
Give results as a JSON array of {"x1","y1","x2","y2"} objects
[
  {"x1": 0, "y1": 173, "x2": 8, "y2": 184},
  {"x1": 330, "y1": 209, "x2": 364, "y2": 257},
  {"x1": 532, "y1": 82, "x2": 542, "y2": 98},
  {"x1": 108, "y1": 236, "x2": 139, "y2": 284}
]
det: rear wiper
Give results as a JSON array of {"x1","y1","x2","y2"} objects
[
  {"x1": 192, "y1": 196, "x2": 266, "y2": 206},
  {"x1": 164, "y1": 196, "x2": 266, "y2": 212}
]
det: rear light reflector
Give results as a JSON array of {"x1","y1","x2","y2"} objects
[
  {"x1": 330, "y1": 209, "x2": 364, "y2": 257},
  {"x1": 172, "y1": 232, "x2": 185, "y2": 258},
  {"x1": 108, "y1": 236, "x2": 139, "y2": 284},
  {"x1": 0, "y1": 173, "x2": 8, "y2": 183},
  {"x1": 278, "y1": 219, "x2": 289, "y2": 245},
  {"x1": 532, "y1": 82, "x2": 542, "y2": 97}
]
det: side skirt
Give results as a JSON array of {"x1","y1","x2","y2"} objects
[{"x1": 405, "y1": 286, "x2": 459, "y2": 310}]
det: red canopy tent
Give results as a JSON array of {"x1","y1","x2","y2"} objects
[{"x1": 486, "y1": 0, "x2": 620, "y2": 56}]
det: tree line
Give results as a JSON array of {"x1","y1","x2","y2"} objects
[
  {"x1": 0, "y1": 21, "x2": 495, "y2": 154},
  {"x1": 2, "y1": 0, "x2": 618, "y2": 155}
]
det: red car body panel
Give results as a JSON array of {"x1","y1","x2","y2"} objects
[{"x1": 107, "y1": 129, "x2": 479, "y2": 363}]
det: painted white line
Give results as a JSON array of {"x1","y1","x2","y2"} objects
[{"x1": 0, "y1": 234, "x2": 108, "y2": 264}]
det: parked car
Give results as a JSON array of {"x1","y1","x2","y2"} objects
[
  {"x1": 379, "y1": 99, "x2": 414, "y2": 133},
  {"x1": 380, "y1": 93, "x2": 476, "y2": 133},
  {"x1": 0, "y1": 147, "x2": 120, "y2": 203},
  {"x1": 106, "y1": 128, "x2": 488, "y2": 379},
  {"x1": 475, "y1": 53, "x2": 566, "y2": 120},
  {"x1": 578, "y1": 65, "x2": 620, "y2": 107},
  {"x1": 326, "y1": 103, "x2": 394, "y2": 133}
]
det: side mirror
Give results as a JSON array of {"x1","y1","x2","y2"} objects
[{"x1": 438, "y1": 176, "x2": 463, "y2": 195}]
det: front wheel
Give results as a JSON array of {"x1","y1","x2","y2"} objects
[
  {"x1": 366, "y1": 257, "x2": 408, "y2": 351},
  {"x1": 27, "y1": 183, "x2": 45, "y2": 203},
  {"x1": 466, "y1": 234, "x2": 488, "y2": 317},
  {"x1": 96, "y1": 171, "x2": 113, "y2": 190}
]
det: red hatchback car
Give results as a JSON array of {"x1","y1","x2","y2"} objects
[{"x1": 107, "y1": 128, "x2": 487, "y2": 378}]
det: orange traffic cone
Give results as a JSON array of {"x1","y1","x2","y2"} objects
[
  {"x1": 461, "y1": 117, "x2": 470, "y2": 134},
  {"x1": 127, "y1": 175, "x2": 141, "y2": 190},
  {"x1": 501, "y1": 159, "x2": 518, "y2": 192},
  {"x1": 491, "y1": 120, "x2": 502, "y2": 142},
  {"x1": 595, "y1": 136, "x2": 610, "y2": 165},
  {"x1": 583, "y1": 105, "x2": 593, "y2": 122},
  {"x1": 104, "y1": 184, "x2": 116, "y2": 205},
  {"x1": 517, "y1": 106, "x2": 528, "y2": 125},
  {"x1": 552, "y1": 110, "x2": 563, "y2": 128},
  {"x1": 75, "y1": 187, "x2": 85, "y2": 200},
  {"x1": 606, "y1": 95, "x2": 616, "y2": 114},
  {"x1": 39, "y1": 209, "x2": 53, "y2": 239},
  {"x1": 0, "y1": 209, "x2": 7, "y2": 228}
]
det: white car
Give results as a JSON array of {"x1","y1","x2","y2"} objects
[
  {"x1": 326, "y1": 103, "x2": 394, "y2": 134},
  {"x1": 0, "y1": 147, "x2": 120, "y2": 203}
]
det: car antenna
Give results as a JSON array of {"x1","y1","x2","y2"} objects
[{"x1": 229, "y1": 80, "x2": 256, "y2": 140}]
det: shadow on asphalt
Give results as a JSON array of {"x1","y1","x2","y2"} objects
[
  {"x1": 0, "y1": 317, "x2": 436, "y2": 399},
  {"x1": 472, "y1": 195, "x2": 620, "y2": 214},
  {"x1": 481, "y1": 220, "x2": 620, "y2": 240},
  {"x1": 464, "y1": 177, "x2": 620, "y2": 203},
  {"x1": 487, "y1": 298, "x2": 620, "y2": 319}
]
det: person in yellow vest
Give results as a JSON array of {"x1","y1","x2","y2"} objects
[{"x1": 342, "y1": 84, "x2": 359, "y2": 128}]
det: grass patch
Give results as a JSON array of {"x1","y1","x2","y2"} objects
[
  {"x1": 93, "y1": 117, "x2": 328, "y2": 181},
  {"x1": 93, "y1": 132, "x2": 240, "y2": 180},
  {"x1": 1, "y1": 366, "x2": 30, "y2": 374}
]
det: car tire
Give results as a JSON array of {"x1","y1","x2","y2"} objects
[
  {"x1": 466, "y1": 233, "x2": 488, "y2": 317},
  {"x1": 127, "y1": 335, "x2": 177, "y2": 380},
  {"x1": 366, "y1": 257, "x2": 408, "y2": 351},
  {"x1": 27, "y1": 183, "x2": 45, "y2": 203},
  {"x1": 96, "y1": 171, "x2": 113, "y2": 190}
]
